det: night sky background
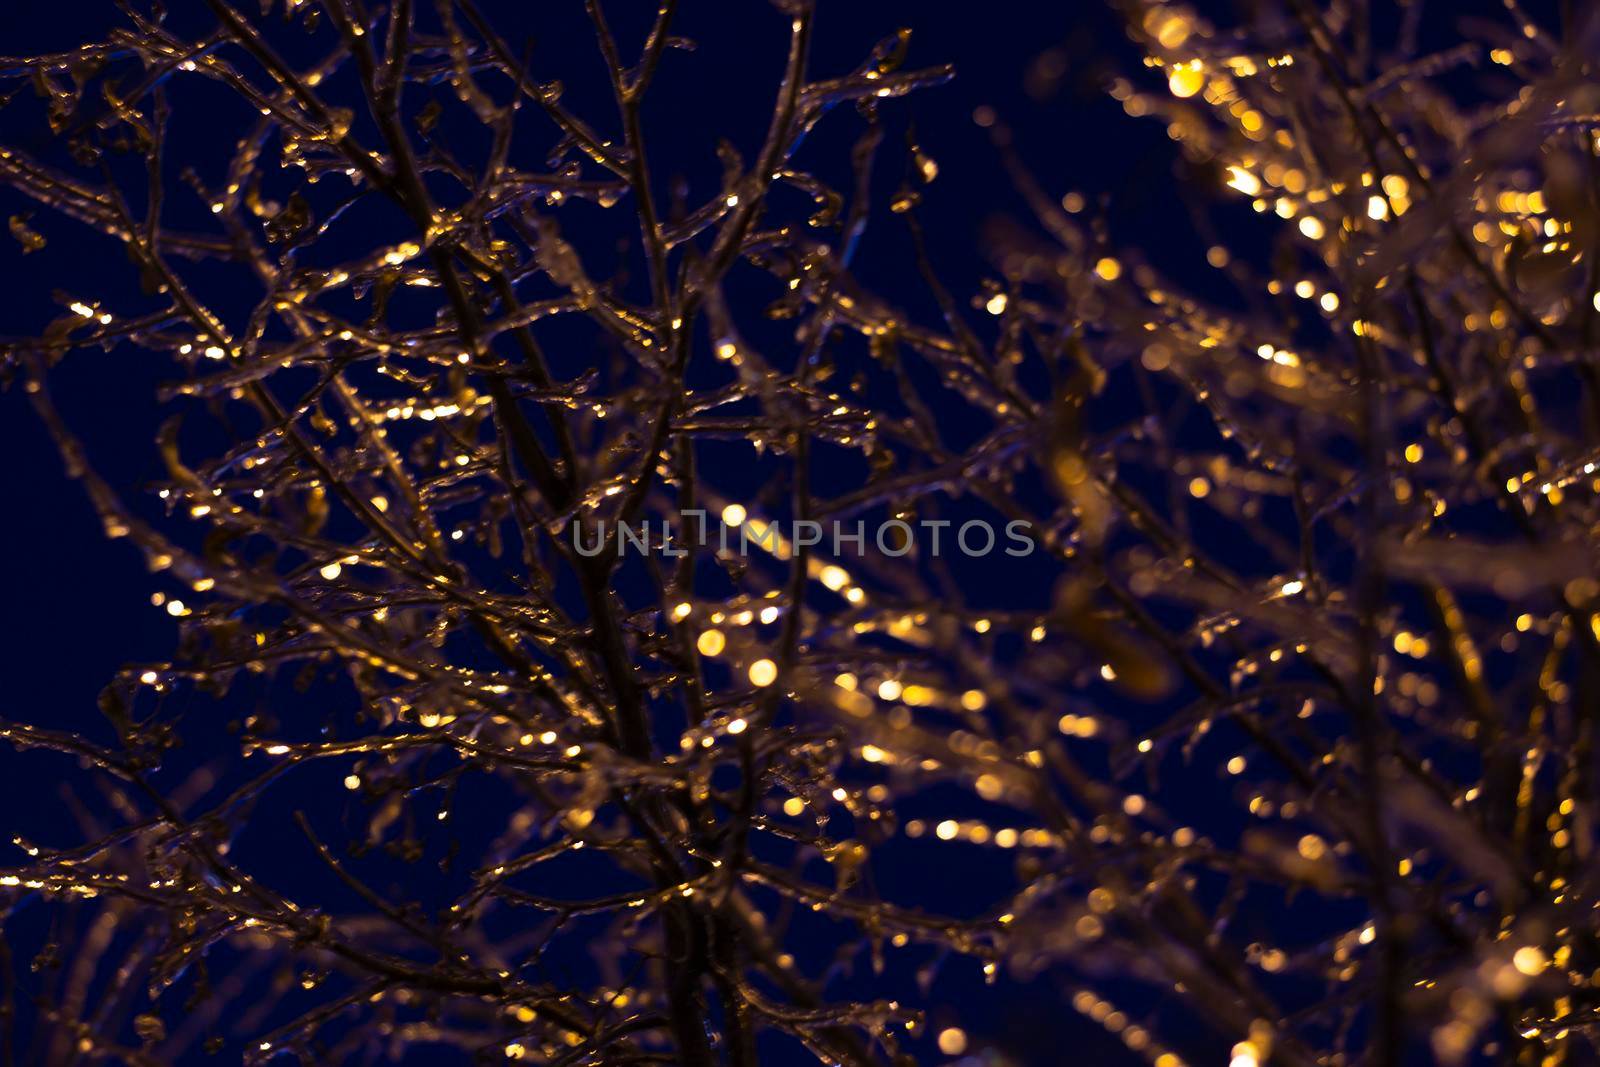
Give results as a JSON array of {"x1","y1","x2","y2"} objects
[{"x1": 0, "y1": 1, "x2": 1538, "y2": 1063}]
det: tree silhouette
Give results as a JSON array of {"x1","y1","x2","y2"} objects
[{"x1": 2, "y1": 1, "x2": 1599, "y2": 1064}]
